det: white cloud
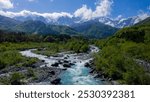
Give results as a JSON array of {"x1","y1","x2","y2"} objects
[
  {"x1": 0, "y1": 0, "x2": 113, "y2": 22},
  {"x1": 0, "y1": 0, "x2": 13, "y2": 9},
  {"x1": 0, "y1": 10, "x2": 73, "y2": 21},
  {"x1": 93, "y1": 0, "x2": 113, "y2": 18},
  {"x1": 74, "y1": 0, "x2": 113, "y2": 21},
  {"x1": 74, "y1": 5, "x2": 93, "y2": 21}
]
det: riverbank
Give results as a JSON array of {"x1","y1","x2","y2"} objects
[
  {"x1": 0, "y1": 44, "x2": 118, "y2": 85},
  {"x1": 19, "y1": 45, "x2": 111, "y2": 85}
]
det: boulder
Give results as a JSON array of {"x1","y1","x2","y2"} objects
[
  {"x1": 64, "y1": 60, "x2": 69, "y2": 63},
  {"x1": 89, "y1": 69, "x2": 95, "y2": 73},
  {"x1": 58, "y1": 60, "x2": 63, "y2": 64},
  {"x1": 51, "y1": 78, "x2": 61, "y2": 85},
  {"x1": 108, "y1": 78, "x2": 112, "y2": 81},
  {"x1": 94, "y1": 74, "x2": 102, "y2": 78},
  {"x1": 49, "y1": 71, "x2": 55, "y2": 75},
  {"x1": 64, "y1": 57, "x2": 68, "y2": 59},
  {"x1": 62, "y1": 68, "x2": 67, "y2": 71},
  {"x1": 63, "y1": 64, "x2": 71, "y2": 68},
  {"x1": 84, "y1": 62, "x2": 91, "y2": 67},
  {"x1": 41, "y1": 60, "x2": 45, "y2": 62},
  {"x1": 51, "y1": 63, "x2": 59, "y2": 67},
  {"x1": 69, "y1": 63, "x2": 75, "y2": 66}
]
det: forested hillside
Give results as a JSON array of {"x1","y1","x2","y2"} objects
[{"x1": 94, "y1": 19, "x2": 150, "y2": 85}]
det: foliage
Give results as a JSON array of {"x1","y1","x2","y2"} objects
[
  {"x1": 0, "y1": 51, "x2": 25, "y2": 69},
  {"x1": 27, "y1": 68, "x2": 35, "y2": 77},
  {"x1": 10, "y1": 72, "x2": 24, "y2": 85},
  {"x1": 94, "y1": 23, "x2": 150, "y2": 84},
  {"x1": 72, "y1": 20, "x2": 118, "y2": 38}
]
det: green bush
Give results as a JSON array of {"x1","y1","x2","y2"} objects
[
  {"x1": 94, "y1": 37, "x2": 150, "y2": 84},
  {"x1": 10, "y1": 72, "x2": 24, "y2": 85},
  {"x1": 0, "y1": 51, "x2": 25, "y2": 69},
  {"x1": 27, "y1": 68, "x2": 35, "y2": 77}
]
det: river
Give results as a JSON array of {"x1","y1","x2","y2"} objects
[{"x1": 20, "y1": 45, "x2": 106, "y2": 85}]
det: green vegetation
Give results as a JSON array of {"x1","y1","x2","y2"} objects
[
  {"x1": 33, "y1": 37, "x2": 89, "y2": 56},
  {"x1": 0, "y1": 30, "x2": 89, "y2": 85},
  {"x1": 72, "y1": 20, "x2": 118, "y2": 38},
  {"x1": 10, "y1": 72, "x2": 25, "y2": 85},
  {"x1": 94, "y1": 24, "x2": 150, "y2": 84},
  {"x1": 0, "y1": 31, "x2": 89, "y2": 70}
]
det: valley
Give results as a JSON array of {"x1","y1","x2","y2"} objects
[
  {"x1": 0, "y1": 13, "x2": 150, "y2": 85},
  {"x1": 0, "y1": 41, "x2": 111, "y2": 85}
]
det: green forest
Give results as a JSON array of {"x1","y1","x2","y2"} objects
[{"x1": 94, "y1": 24, "x2": 150, "y2": 84}]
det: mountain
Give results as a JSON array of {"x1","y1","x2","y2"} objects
[
  {"x1": 0, "y1": 15, "x2": 21, "y2": 30},
  {"x1": 12, "y1": 14, "x2": 149, "y2": 28},
  {"x1": 12, "y1": 20, "x2": 79, "y2": 35},
  {"x1": 135, "y1": 17, "x2": 150, "y2": 26},
  {"x1": 14, "y1": 16, "x2": 47, "y2": 24},
  {"x1": 97, "y1": 15, "x2": 149, "y2": 28},
  {"x1": 14, "y1": 15, "x2": 75, "y2": 26},
  {"x1": 72, "y1": 19, "x2": 118, "y2": 38},
  {"x1": 1, "y1": 14, "x2": 149, "y2": 39},
  {"x1": 0, "y1": 15, "x2": 117, "y2": 38}
]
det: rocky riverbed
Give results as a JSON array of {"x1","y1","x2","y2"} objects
[{"x1": 0, "y1": 45, "x2": 112, "y2": 85}]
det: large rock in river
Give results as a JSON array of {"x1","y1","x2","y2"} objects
[
  {"x1": 51, "y1": 78, "x2": 61, "y2": 85},
  {"x1": 51, "y1": 63, "x2": 59, "y2": 67}
]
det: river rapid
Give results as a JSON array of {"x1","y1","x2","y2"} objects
[{"x1": 20, "y1": 45, "x2": 107, "y2": 85}]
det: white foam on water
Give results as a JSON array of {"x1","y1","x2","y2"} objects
[
  {"x1": 20, "y1": 49, "x2": 56, "y2": 67},
  {"x1": 20, "y1": 46, "x2": 104, "y2": 85}
]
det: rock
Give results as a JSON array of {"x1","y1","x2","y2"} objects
[
  {"x1": 64, "y1": 60, "x2": 69, "y2": 63},
  {"x1": 41, "y1": 60, "x2": 45, "y2": 62},
  {"x1": 53, "y1": 55, "x2": 59, "y2": 57},
  {"x1": 89, "y1": 60, "x2": 94, "y2": 64},
  {"x1": 84, "y1": 62, "x2": 91, "y2": 67},
  {"x1": 89, "y1": 69, "x2": 95, "y2": 73},
  {"x1": 69, "y1": 63, "x2": 75, "y2": 66},
  {"x1": 108, "y1": 78, "x2": 112, "y2": 81},
  {"x1": 136, "y1": 59, "x2": 150, "y2": 72},
  {"x1": 32, "y1": 61, "x2": 44, "y2": 68},
  {"x1": 51, "y1": 78, "x2": 61, "y2": 85},
  {"x1": 49, "y1": 71, "x2": 55, "y2": 75},
  {"x1": 58, "y1": 60, "x2": 63, "y2": 64},
  {"x1": 73, "y1": 61, "x2": 76, "y2": 63},
  {"x1": 63, "y1": 64, "x2": 71, "y2": 68},
  {"x1": 64, "y1": 57, "x2": 68, "y2": 59},
  {"x1": 101, "y1": 79, "x2": 105, "y2": 81},
  {"x1": 94, "y1": 74, "x2": 102, "y2": 78},
  {"x1": 62, "y1": 68, "x2": 67, "y2": 71},
  {"x1": 51, "y1": 63, "x2": 59, "y2": 67}
]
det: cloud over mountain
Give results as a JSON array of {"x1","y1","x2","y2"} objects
[
  {"x1": 74, "y1": 0, "x2": 113, "y2": 21},
  {"x1": 0, "y1": 10, "x2": 73, "y2": 21},
  {"x1": 0, "y1": 0, "x2": 113, "y2": 22}
]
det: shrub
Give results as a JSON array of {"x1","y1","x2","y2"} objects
[
  {"x1": 27, "y1": 68, "x2": 35, "y2": 77},
  {"x1": 10, "y1": 72, "x2": 24, "y2": 85}
]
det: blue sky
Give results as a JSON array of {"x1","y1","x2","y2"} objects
[{"x1": 0, "y1": 0, "x2": 150, "y2": 19}]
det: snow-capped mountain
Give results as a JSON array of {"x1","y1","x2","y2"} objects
[
  {"x1": 11, "y1": 13, "x2": 149, "y2": 28},
  {"x1": 97, "y1": 14, "x2": 149, "y2": 28}
]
